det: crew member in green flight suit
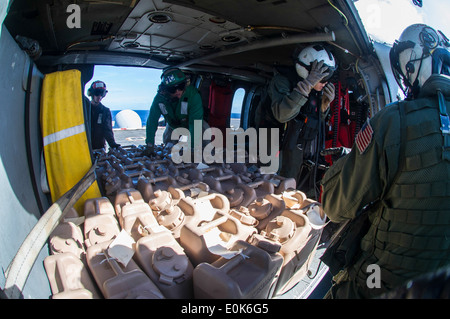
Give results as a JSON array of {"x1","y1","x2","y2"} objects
[
  {"x1": 145, "y1": 68, "x2": 204, "y2": 155},
  {"x1": 321, "y1": 24, "x2": 450, "y2": 299}
]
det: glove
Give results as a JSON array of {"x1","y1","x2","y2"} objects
[
  {"x1": 321, "y1": 82, "x2": 335, "y2": 113},
  {"x1": 296, "y1": 60, "x2": 331, "y2": 97},
  {"x1": 320, "y1": 147, "x2": 351, "y2": 161},
  {"x1": 142, "y1": 144, "x2": 154, "y2": 157}
]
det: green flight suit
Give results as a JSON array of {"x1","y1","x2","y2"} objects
[
  {"x1": 321, "y1": 75, "x2": 450, "y2": 298},
  {"x1": 146, "y1": 85, "x2": 203, "y2": 147}
]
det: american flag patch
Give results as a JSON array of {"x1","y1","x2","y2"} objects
[{"x1": 356, "y1": 120, "x2": 374, "y2": 154}]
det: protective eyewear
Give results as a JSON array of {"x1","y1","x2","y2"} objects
[
  {"x1": 92, "y1": 88, "x2": 108, "y2": 97},
  {"x1": 167, "y1": 81, "x2": 186, "y2": 94}
]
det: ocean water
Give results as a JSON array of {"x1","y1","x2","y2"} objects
[{"x1": 111, "y1": 109, "x2": 240, "y2": 128}]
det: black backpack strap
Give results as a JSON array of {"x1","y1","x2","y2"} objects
[{"x1": 437, "y1": 89, "x2": 450, "y2": 161}]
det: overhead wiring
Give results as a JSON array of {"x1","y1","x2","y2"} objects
[
  {"x1": 327, "y1": 0, "x2": 348, "y2": 26},
  {"x1": 327, "y1": 0, "x2": 363, "y2": 57}
]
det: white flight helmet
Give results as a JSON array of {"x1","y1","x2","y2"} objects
[
  {"x1": 390, "y1": 24, "x2": 441, "y2": 98},
  {"x1": 295, "y1": 45, "x2": 336, "y2": 81}
]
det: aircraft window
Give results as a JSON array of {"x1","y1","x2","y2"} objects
[{"x1": 231, "y1": 88, "x2": 245, "y2": 129}]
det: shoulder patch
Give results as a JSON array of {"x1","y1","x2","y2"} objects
[
  {"x1": 355, "y1": 119, "x2": 374, "y2": 154},
  {"x1": 158, "y1": 102, "x2": 168, "y2": 115}
]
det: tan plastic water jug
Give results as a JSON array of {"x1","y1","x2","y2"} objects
[
  {"x1": 135, "y1": 224, "x2": 194, "y2": 298},
  {"x1": 113, "y1": 188, "x2": 145, "y2": 224},
  {"x1": 229, "y1": 207, "x2": 259, "y2": 227},
  {"x1": 136, "y1": 177, "x2": 154, "y2": 202},
  {"x1": 136, "y1": 175, "x2": 177, "y2": 199},
  {"x1": 193, "y1": 240, "x2": 283, "y2": 299},
  {"x1": 156, "y1": 204, "x2": 186, "y2": 239},
  {"x1": 180, "y1": 211, "x2": 257, "y2": 266},
  {"x1": 121, "y1": 202, "x2": 158, "y2": 241},
  {"x1": 83, "y1": 196, "x2": 120, "y2": 247},
  {"x1": 44, "y1": 252, "x2": 102, "y2": 299},
  {"x1": 203, "y1": 174, "x2": 245, "y2": 207},
  {"x1": 149, "y1": 189, "x2": 173, "y2": 212},
  {"x1": 260, "y1": 174, "x2": 297, "y2": 194},
  {"x1": 247, "y1": 179, "x2": 275, "y2": 199},
  {"x1": 49, "y1": 221, "x2": 85, "y2": 259},
  {"x1": 255, "y1": 209, "x2": 321, "y2": 295},
  {"x1": 86, "y1": 240, "x2": 165, "y2": 299},
  {"x1": 84, "y1": 197, "x2": 116, "y2": 217},
  {"x1": 167, "y1": 193, "x2": 229, "y2": 240},
  {"x1": 281, "y1": 190, "x2": 308, "y2": 209},
  {"x1": 177, "y1": 193, "x2": 230, "y2": 220},
  {"x1": 248, "y1": 193, "x2": 285, "y2": 231},
  {"x1": 149, "y1": 187, "x2": 185, "y2": 212}
]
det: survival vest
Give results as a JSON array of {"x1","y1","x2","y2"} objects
[{"x1": 350, "y1": 76, "x2": 450, "y2": 296}]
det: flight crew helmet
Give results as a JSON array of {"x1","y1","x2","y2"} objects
[
  {"x1": 295, "y1": 45, "x2": 336, "y2": 82},
  {"x1": 88, "y1": 80, "x2": 108, "y2": 97},
  {"x1": 390, "y1": 24, "x2": 449, "y2": 98},
  {"x1": 161, "y1": 68, "x2": 187, "y2": 93}
]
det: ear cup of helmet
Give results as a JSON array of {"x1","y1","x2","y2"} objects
[
  {"x1": 405, "y1": 61, "x2": 415, "y2": 74},
  {"x1": 87, "y1": 87, "x2": 107, "y2": 97}
]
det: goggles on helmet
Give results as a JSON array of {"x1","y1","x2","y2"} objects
[
  {"x1": 91, "y1": 88, "x2": 108, "y2": 97},
  {"x1": 166, "y1": 81, "x2": 186, "y2": 94}
]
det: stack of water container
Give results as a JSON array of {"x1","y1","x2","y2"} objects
[{"x1": 44, "y1": 145, "x2": 327, "y2": 299}]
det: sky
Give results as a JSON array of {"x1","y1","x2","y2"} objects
[
  {"x1": 354, "y1": 0, "x2": 450, "y2": 44},
  {"x1": 86, "y1": 0, "x2": 450, "y2": 112},
  {"x1": 86, "y1": 66, "x2": 162, "y2": 111}
]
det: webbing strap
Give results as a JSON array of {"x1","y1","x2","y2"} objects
[
  {"x1": 393, "y1": 181, "x2": 450, "y2": 198},
  {"x1": 406, "y1": 120, "x2": 437, "y2": 140},
  {"x1": 376, "y1": 229, "x2": 450, "y2": 251},
  {"x1": 404, "y1": 146, "x2": 441, "y2": 171},
  {"x1": 383, "y1": 208, "x2": 450, "y2": 225},
  {"x1": 403, "y1": 100, "x2": 434, "y2": 113},
  {"x1": 373, "y1": 247, "x2": 449, "y2": 273},
  {"x1": 437, "y1": 89, "x2": 450, "y2": 160}
]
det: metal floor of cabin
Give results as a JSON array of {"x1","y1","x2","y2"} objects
[{"x1": 274, "y1": 244, "x2": 332, "y2": 299}]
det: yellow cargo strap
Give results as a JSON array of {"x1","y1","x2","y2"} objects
[{"x1": 40, "y1": 69, "x2": 101, "y2": 214}]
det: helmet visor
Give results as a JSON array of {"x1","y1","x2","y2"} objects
[{"x1": 390, "y1": 40, "x2": 416, "y2": 93}]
